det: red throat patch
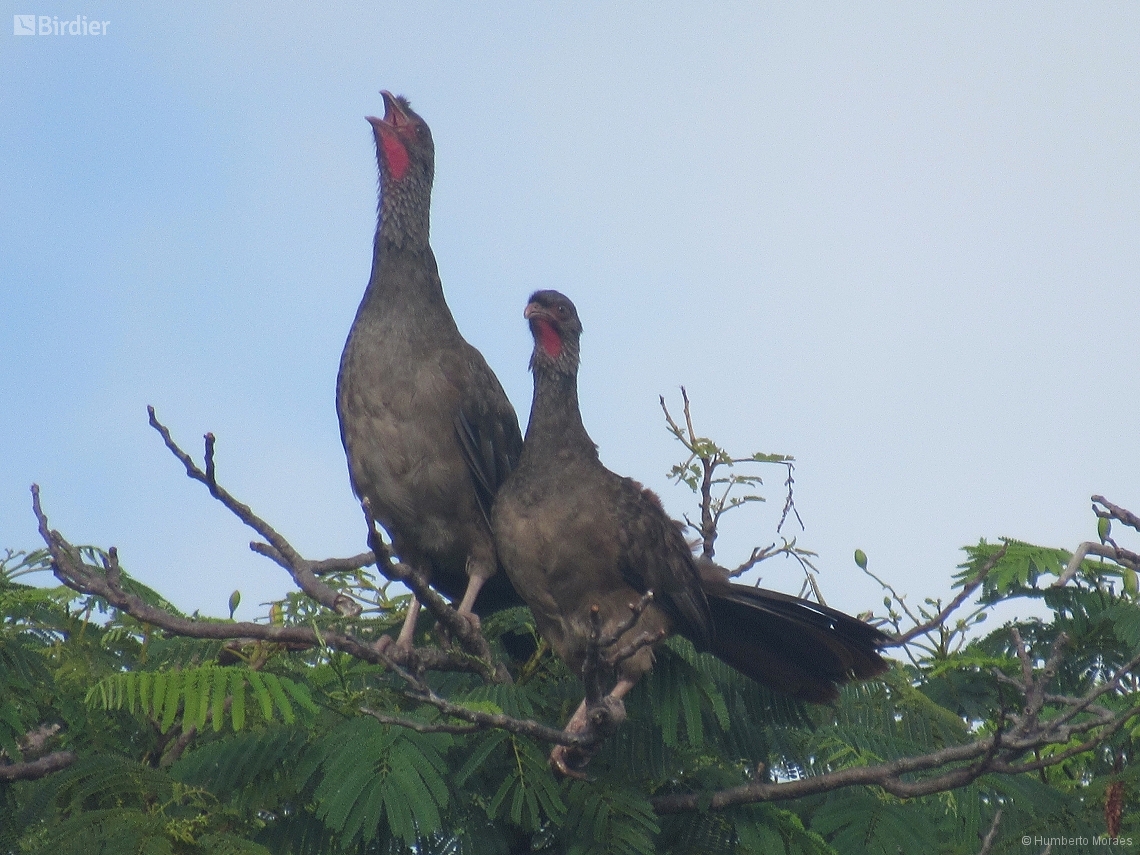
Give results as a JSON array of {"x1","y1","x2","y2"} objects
[
  {"x1": 535, "y1": 319, "x2": 563, "y2": 359},
  {"x1": 381, "y1": 133, "x2": 410, "y2": 181}
]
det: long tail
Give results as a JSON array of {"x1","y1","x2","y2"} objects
[{"x1": 699, "y1": 579, "x2": 890, "y2": 703}]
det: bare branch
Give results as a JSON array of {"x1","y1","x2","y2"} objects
[
  {"x1": 1093, "y1": 495, "x2": 1140, "y2": 534},
  {"x1": 0, "y1": 750, "x2": 77, "y2": 782},
  {"x1": 599, "y1": 592, "x2": 655, "y2": 650},
  {"x1": 16, "y1": 724, "x2": 62, "y2": 759},
  {"x1": 249, "y1": 543, "x2": 376, "y2": 577},
  {"x1": 976, "y1": 809, "x2": 1002, "y2": 855},
  {"x1": 378, "y1": 687, "x2": 586, "y2": 748},
  {"x1": 609, "y1": 629, "x2": 668, "y2": 672},
  {"x1": 730, "y1": 539, "x2": 818, "y2": 579},
  {"x1": 34, "y1": 483, "x2": 603, "y2": 755},
  {"x1": 654, "y1": 613, "x2": 1140, "y2": 814},
  {"x1": 803, "y1": 571, "x2": 828, "y2": 608},
  {"x1": 160, "y1": 723, "x2": 198, "y2": 768},
  {"x1": 362, "y1": 708, "x2": 482, "y2": 735},
  {"x1": 1053, "y1": 541, "x2": 1140, "y2": 587},
  {"x1": 887, "y1": 545, "x2": 1005, "y2": 647},
  {"x1": 776, "y1": 460, "x2": 803, "y2": 534},
  {"x1": 34, "y1": 483, "x2": 381, "y2": 659},
  {"x1": 147, "y1": 407, "x2": 361, "y2": 617}
]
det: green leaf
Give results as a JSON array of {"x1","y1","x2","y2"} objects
[
  {"x1": 455, "y1": 729, "x2": 509, "y2": 787},
  {"x1": 279, "y1": 674, "x2": 319, "y2": 714},
  {"x1": 246, "y1": 671, "x2": 274, "y2": 722},
  {"x1": 263, "y1": 673, "x2": 295, "y2": 724},
  {"x1": 151, "y1": 670, "x2": 167, "y2": 720},
  {"x1": 229, "y1": 669, "x2": 246, "y2": 731},
  {"x1": 210, "y1": 665, "x2": 227, "y2": 732},
  {"x1": 160, "y1": 671, "x2": 181, "y2": 733},
  {"x1": 140, "y1": 674, "x2": 156, "y2": 720}
]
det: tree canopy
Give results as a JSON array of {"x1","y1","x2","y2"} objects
[{"x1": 3, "y1": 396, "x2": 1139, "y2": 854}]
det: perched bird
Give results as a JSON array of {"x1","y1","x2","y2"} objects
[
  {"x1": 492, "y1": 290, "x2": 889, "y2": 773},
  {"x1": 337, "y1": 92, "x2": 523, "y2": 647}
]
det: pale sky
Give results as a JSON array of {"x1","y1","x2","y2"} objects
[{"x1": 3, "y1": 3, "x2": 1138, "y2": 623}]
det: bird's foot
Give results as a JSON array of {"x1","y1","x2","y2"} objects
[
  {"x1": 435, "y1": 610, "x2": 481, "y2": 648},
  {"x1": 458, "y1": 610, "x2": 482, "y2": 634},
  {"x1": 549, "y1": 744, "x2": 592, "y2": 780},
  {"x1": 548, "y1": 695, "x2": 627, "y2": 778},
  {"x1": 373, "y1": 634, "x2": 415, "y2": 667},
  {"x1": 587, "y1": 694, "x2": 627, "y2": 737}
]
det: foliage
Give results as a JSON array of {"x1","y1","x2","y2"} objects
[{"x1": 5, "y1": 413, "x2": 1140, "y2": 853}]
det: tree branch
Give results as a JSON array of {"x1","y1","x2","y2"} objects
[
  {"x1": 35, "y1": 485, "x2": 500, "y2": 679},
  {"x1": 886, "y1": 545, "x2": 1005, "y2": 647},
  {"x1": 31, "y1": 484, "x2": 599, "y2": 758},
  {"x1": 0, "y1": 750, "x2": 77, "y2": 782},
  {"x1": 1053, "y1": 541, "x2": 1140, "y2": 587},
  {"x1": 360, "y1": 499, "x2": 505, "y2": 682},
  {"x1": 147, "y1": 407, "x2": 361, "y2": 617},
  {"x1": 249, "y1": 542, "x2": 376, "y2": 577},
  {"x1": 1093, "y1": 495, "x2": 1140, "y2": 534},
  {"x1": 653, "y1": 620, "x2": 1140, "y2": 814},
  {"x1": 975, "y1": 808, "x2": 1002, "y2": 855}
]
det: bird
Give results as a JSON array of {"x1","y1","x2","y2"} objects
[
  {"x1": 491, "y1": 290, "x2": 890, "y2": 774},
  {"x1": 336, "y1": 92, "x2": 524, "y2": 649}
]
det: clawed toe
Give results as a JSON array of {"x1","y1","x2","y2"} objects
[
  {"x1": 374, "y1": 634, "x2": 414, "y2": 665},
  {"x1": 549, "y1": 745, "x2": 590, "y2": 780}
]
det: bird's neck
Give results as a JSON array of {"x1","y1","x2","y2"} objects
[
  {"x1": 377, "y1": 180, "x2": 431, "y2": 251},
  {"x1": 522, "y1": 368, "x2": 598, "y2": 463},
  {"x1": 357, "y1": 234, "x2": 456, "y2": 330}
]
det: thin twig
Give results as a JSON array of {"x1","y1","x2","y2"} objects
[
  {"x1": 250, "y1": 543, "x2": 375, "y2": 576},
  {"x1": 147, "y1": 408, "x2": 361, "y2": 617},
  {"x1": 976, "y1": 809, "x2": 1003, "y2": 855},
  {"x1": 361, "y1": 708, "x2": 482, "y2": 735},
  {"x1": 887, "y1": 546, "x2": 1005, "y2": 646}
]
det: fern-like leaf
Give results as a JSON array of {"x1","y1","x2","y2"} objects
[{"x1": 299, "y1": 715, "x2": 453, "y2": 847}]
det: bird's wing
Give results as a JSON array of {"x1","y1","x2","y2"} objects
[
  {"x1": 452, "y1": 347, "x2": 524, "y2": 524},
  {"x1": 611, "y1": 475, "x2": 713, "y2": 649}
]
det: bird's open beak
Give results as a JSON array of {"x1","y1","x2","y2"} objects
[{"x1": 366, "y1": 91, "x2": 410, "y2": 134}]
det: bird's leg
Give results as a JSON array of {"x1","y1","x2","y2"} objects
[
  {"x1": 374, "y1": 597, "x2": 420, "y2": 663},
  {"x1": 454, "y1": 566, "x2": 491, "y2": 632},
  {"x1": 549, "y1": 677, "x2": 636, "y2": 779},
  {"x1": 396, "y1": 597, "x2": 421, "y2": 648}
]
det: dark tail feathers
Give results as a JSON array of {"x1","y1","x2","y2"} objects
[{"x1": 699, "y1": 578, "x2": 890, "y2": 703}]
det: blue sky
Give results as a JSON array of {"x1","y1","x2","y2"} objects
[{"x1": 3, "y1": 3, "x2": 1138, "y2": 622}]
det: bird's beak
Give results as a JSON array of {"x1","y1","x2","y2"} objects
[
  {"x1": 382, "y1": 91, "x2": 410, "y2": 127},
  {"x1": 366, "y1": 91, "x2": 409, "y2": 135},
  {"x1": 524, "y1": 302, "x2": 549, "y2": 322}
]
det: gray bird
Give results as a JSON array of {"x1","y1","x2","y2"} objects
[
  {"x1": 492, "y1": 290, "x2": 889, "y2": 774},
  {"x1": 337, "y1": 93, "x2": 523, "y2": 648}
]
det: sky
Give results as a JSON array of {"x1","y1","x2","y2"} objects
[{"x1": 2, "y1": 3, "x2": 1138, "y2": 626}]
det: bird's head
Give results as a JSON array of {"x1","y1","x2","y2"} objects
[
  {"x1": 367, "y1": 92, "x2": 434, "y2": 244},
  {"x1": 525, "y1": 290, "x2": 582, "y2": 377},
  {"x1": 367, "y1": 91, "x2": 434, "y2": 184}
]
